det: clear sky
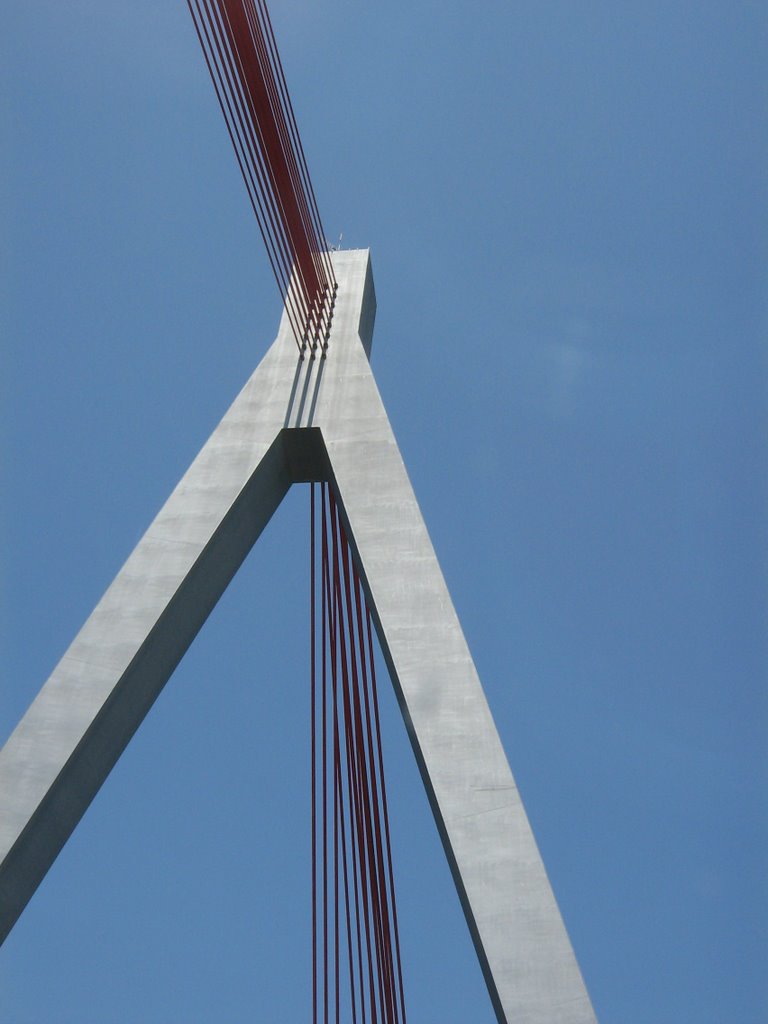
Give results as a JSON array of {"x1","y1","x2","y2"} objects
[{"x1": 2, "y1": 2, "x2": 766, "y2": 1022}]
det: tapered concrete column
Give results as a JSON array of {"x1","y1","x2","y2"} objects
[{"x1": 0, "y1": 250, "x2": 596, "y2": 1024}]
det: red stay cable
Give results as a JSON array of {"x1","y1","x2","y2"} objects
[
  {"x1": 351, "y1": 567, "x2": 398, "y2": 1024},
  {"x1": 364, "y1": 601, "x2": 407, "y2": 1023},
  {"x1": 337, "y1": 522, "x2": 389, "y2": 1022},
  {"x1": 187, "y1": 0, "x2": 335, "y2": 351},
  {"x1": 311, "y1": 484, "x2": 317, "y2": 1024},
  {"x1": 329, "y1": 496, "x2": 378, "y2": 1023}
]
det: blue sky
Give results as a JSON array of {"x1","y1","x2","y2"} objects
[{"x1": 2, "y1": 2, "x2": 766, "y2": 1021}]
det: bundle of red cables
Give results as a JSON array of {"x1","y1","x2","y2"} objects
[
  {"x1": 187, "y1": 0, "x2": 336, "y2": 354},
  {"x1": 187, "y1": 6, "x2": 406, "y2": 1015},
  {"x1": 311, "y1": 484, "x2": 407, "y2": 1024}
]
